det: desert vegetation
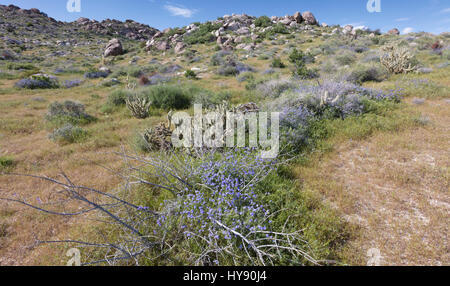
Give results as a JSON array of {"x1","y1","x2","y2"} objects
[{"x1": 0, "y1": 4, "x2": 449, "y2": 266}]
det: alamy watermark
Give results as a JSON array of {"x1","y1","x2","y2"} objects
[
  {"x1": 67, "y1": 0, "x2": 81, "y2": 13},
  {"x1": 66, "y1": 248, "x2": 81, "y2": 266},
  {"x1": 367, "y1": 0, "x2": 381, "y2": 13},
  {"x1": 170, "y1": 104, "x2": 280, "y2": 159}
]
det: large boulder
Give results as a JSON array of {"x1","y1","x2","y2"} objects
[
  {"x1": 388, "y1": 28, "x2": 400, "y2": 35},
  {"x1": 104, "y1": 38, "x2": 123, "y2": 57},
  {"x1": 293, "y1": 12, "x2": 303, "y2": 23},
  {"x1": 174, "y1": 42, "x2": 186, "y2": 54},
  {"x1": 302, "y1": 11, "x2": 317, "y2": 25},
  {"x1": 156, "y1": 40, "x2": 170, "y2": 51}
]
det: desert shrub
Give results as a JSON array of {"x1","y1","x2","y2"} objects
[
  {"x1": 321, "y1": 61, "x2": 338, "y2": 74},
  {"x1": 256, "y1": 79, "x2": 298, "y2": 98},
  {"x1": 335, "y1": 51, "x2": 357, "y2": 66},
  {"x1": 0, "y1": 156, "x2": 14, "y2": 172},
  {"x1": 271, "y1": 58, "x2": 286, "y2": 68},
  {"x1": 272, "y1": 23, "x2": 289, "y2": 34},
  {"x1": 84, "y1": 70, "x2": 109, "y2": 79},
  {"x1": 139, "y1": 85, "x2": 192, "y2": 110},
  {"x1": 184, "y1": 22, "x2": 222, "y2": 45},
  {"x1": 46, "y1": 101, "x2": 96, "y2": 126},
  {"x1": 15, "y1": 74, "x2": 59, "y2": 89},
  {"x1": 127, "y1": 66, "x2": 145, "y2": 78},
  {"x1": 184, "y1": 69, "x2": 198, "y2": 80},
  {"x1": 288, "y1": 48, "x2": 316, "y2": 79},
  {"x1": 346, "y1": 64, "x2": 387, "y2": 84},
  {"x1": 362, "y1": 51, "x2": 381, "y2": 63},
  {"x1": 108, "y1": 89, "x2": 132, "y2": 106},
  {"x1": 193, "y1": 90, "x2": 231, "y2": 107},
  {"x1": 279, "y1": 106, "x2": 313, "y2": 152},
  {"x1": 216, "y1": 58, "x2": 254, "y2": 76},
  {"x1": 380, "y1": 45, "x2": 418, "y2": 74},
  {"x1": 268, "y1": 80, "x2": 400, "y2": 121},
  {"x1": 49, "y1": 124, "x2": 88, "y2": 144},
  {"x1": 255, "y1": 16, "x2": 272, "y2": 28},
  {"x1": 212, "y1": 51, "x2": 254, "y2": 76}
]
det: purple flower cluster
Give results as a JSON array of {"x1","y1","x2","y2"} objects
[
  {"x1": 15, "y1": 75, "x2": 59, "y2": 89},
  {"x1": 157, "y1": 149, "x2": 276, "y2": 242},
  {"x1": 63, "y1": 79, "x2": 83, "y2": 88},
  {"x1": 280, "y1": 106, "x2": 312, "y2": 151},
  {"x1": 84, "y1": 71, "x2": 109, "y2": 79}
]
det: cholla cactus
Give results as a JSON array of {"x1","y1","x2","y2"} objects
[
  {"x1": 126, "y1": 94, "x2": 152, "y2": 119},
  {"x1": 380, "y1": 45, "x2": 417, "y2": 74},
  {"x1": 125, "y1": 75, "x2": 136, "y2": 90},
  {"x1": 320, "y1": 91, "x2": 341, "y2": 107},
  {"x1": 141, "y1": 122, "x2": 173, "y2": 151}
]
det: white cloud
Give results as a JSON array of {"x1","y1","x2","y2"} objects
[
  {"x1": 395, "y1": 17, "x2": 410, "y2": 22},
  {"x1": 440, "y1": 8, "x2": 450, "y2": 13},
  {"x1": 164, "y1": 4, "x2": 197, "y2": 18},
  {"x1": 354, "y1": 26, "x2": 369, "y2": 31},
  {"x1": 402, "y1": 27, "x2": 414, "y2": 34}
]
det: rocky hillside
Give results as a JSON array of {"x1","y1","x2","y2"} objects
[
  {"x1": 1, "y1": 4, "x2": 387, "y2": 56},
  {"x1": 0, "y1": 4, "x2": 159, "y2": 44}
]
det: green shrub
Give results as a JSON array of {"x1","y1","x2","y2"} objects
[
  {"x1": 271, "y1": 57, "x2": 286, "y2": 68},
  {"x1": 289, "y1": 48, "x2": 317, "y2": 78},
  {"x1": 184, "y1": 69, "x2": 198, "y2": 80},
  {"x1": 0, "y1": 156, "x2": 14, "y2": 172},
  {"x1": 49, "y1": 124, "x2": 88, "y2": 144},
  {"x1": 255, "y1": 16, "x2": 272, "y2": 28},
  {"x1": 140, "y1": 85, "x2": 192, "y2": 110},
  {"x1": 46, "y1": 101, "x2": 96, "y2": 126},
  {"x1": 335, "y1": 51, "x2": 357, "y2": 66},
  {"x1": 107, "y1": 90, "x2": 131, "y2": 106},
  {"x1": 183, "y1": 22, "x2": 222, "y2": 45},
  {"x1": 346, "y1": 64, "x2": 387, "y2": 84},
  {"x1": 272, "y1": 23, "x2": 289, "y2": 34}
]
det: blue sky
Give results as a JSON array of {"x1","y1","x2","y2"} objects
[{"x1": 2, "y1": 0, "x2": 449, "y2": 34}]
